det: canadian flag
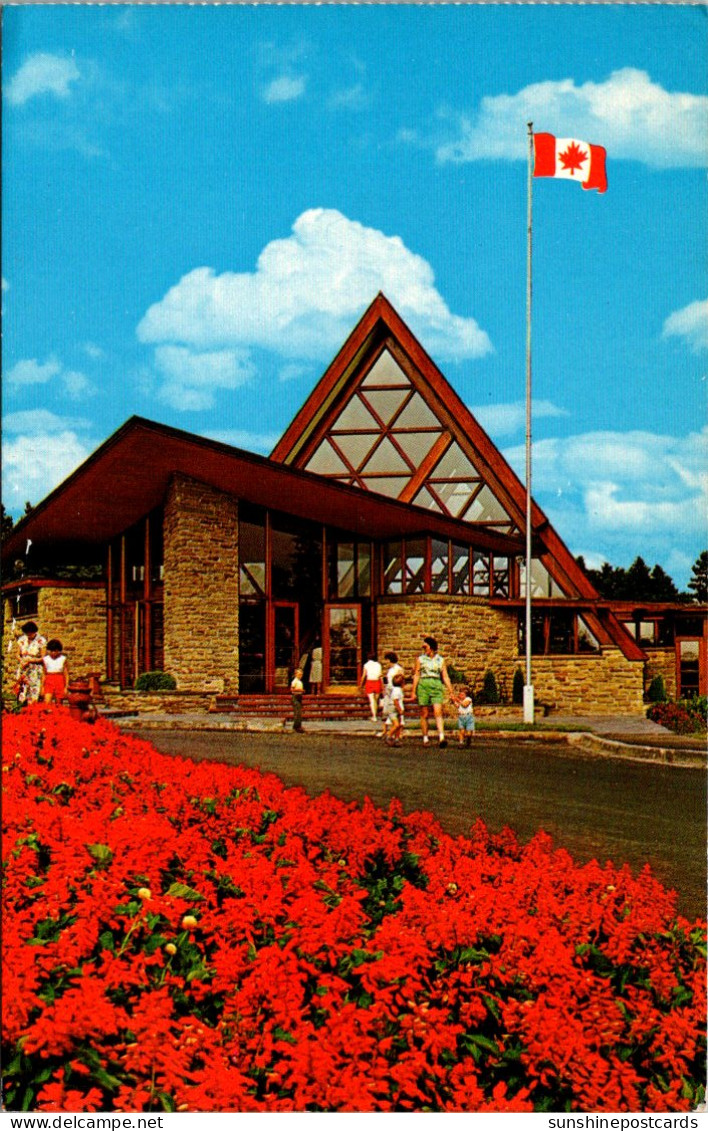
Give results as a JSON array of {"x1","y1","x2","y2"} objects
[{"x1": 533, "y1": 133, "x2": 607, "y2": 194}]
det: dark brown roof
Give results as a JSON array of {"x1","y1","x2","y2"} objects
[{"x1": 1, "y1": 416, "x2": 523, "y2": 561}]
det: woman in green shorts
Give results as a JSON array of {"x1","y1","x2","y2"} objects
[{"x1": 410, "y1": 635, "x2": 458, "y2": 748}]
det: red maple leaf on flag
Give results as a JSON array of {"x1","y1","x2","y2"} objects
[{"x1": 558, "y1": 141, "x2": 588, "y2": 176}]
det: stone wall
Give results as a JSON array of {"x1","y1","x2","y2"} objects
[
  {"x1": 162, "y1": 474, "x2": 239, "y2": 693},
  {"x1": 376, "y1": 594, "x2": 645, "y2": 716},
  {"x1": 2, "y1": 583, "x2": 106, "y2": 697}
]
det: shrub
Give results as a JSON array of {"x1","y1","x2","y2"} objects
[
  {"x1": 3, "y1": 708, "x2": 706, "y2": 1114},
  {"x1": 134, "y1": 671, "x2": 177, "y2": 692},
  {"x1": 446, "y1": 663, "x2": 467, "y2": 685},
  {"x1": 479, "y1": 670, "x2": 500, "y2": 705},
  {"x1": 647, "y1": 698, "x2": 707, "y2": 735},
  {"x1": 646, "y1": 675, "x2": 667, "y2": 703},
  {"x1": 512, "y1": 668, "x2": 524, "y2": 706}
]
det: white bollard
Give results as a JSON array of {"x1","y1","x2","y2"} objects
[{"x1": 523, "y1": 684, "x2": 535, "y2": 725}]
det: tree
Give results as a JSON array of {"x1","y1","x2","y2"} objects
[
  {"x1": 1, "y1": 504, "x2": 13, "y2": 541},
  {"x1": 687, "y1": 552, "x2": 708, "y2": 604}
]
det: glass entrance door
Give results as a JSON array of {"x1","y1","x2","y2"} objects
[
  {"x1": 269, "y1": 602, "x2": 299, "y2": 692},
  {"x1": 324, "y1": 605, "x2": 360, "y2": 688}
]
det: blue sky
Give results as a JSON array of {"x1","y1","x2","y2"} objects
[{"x1": 3, "y1": 3, "x2": 707, "y2": 587}]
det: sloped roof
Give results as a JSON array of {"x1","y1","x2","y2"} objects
[{"x1": 1, "y1": 416, "x2": 523, "y2": 563}]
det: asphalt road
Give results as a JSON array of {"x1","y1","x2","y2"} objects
[{"x1": 134, "y1": 728, "x2": 707, "y2": 921}]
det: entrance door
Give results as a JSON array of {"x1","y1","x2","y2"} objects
[
  {"x1": 269, "y1": 602, "x2": 299, "y2": 692},
  {"x1": 324, "y1": 604, "x2": 361, "y2": 688},
  {"x1": 676, "y1": 638, "x2": 706, "y2": 698}
]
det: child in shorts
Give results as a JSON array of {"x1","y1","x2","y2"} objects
[
  {"x1": 457, "y1": 687, "x2": 475, "y2": 746},
  {"x1": 386, "y1": 673, "x2": 406, "y2": 746},
  {"x1": 42, "y1": 639, "x2": 69, "y2": 704}
]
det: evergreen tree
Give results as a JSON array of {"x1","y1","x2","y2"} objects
[
  {"x1": 649, "y1": 564, "x2": 680, "y2": 602},
  {"x1": 687, "y1": 551, "x2": 708, "y2": 604},
  {"x1": 1, "y1": 504, "x2": 13, "y2": 541}
]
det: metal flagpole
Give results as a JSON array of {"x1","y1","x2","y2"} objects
[{"x1": 523, "y1": 121, "x2": 535, "y2": 725}]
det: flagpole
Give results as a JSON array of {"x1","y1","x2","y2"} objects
[{"x1": 524, "y1": 121, "x2": 535, "y2": 725}]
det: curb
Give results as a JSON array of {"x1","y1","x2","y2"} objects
[{"x1": 113, "y1": 716, "x2": 706, "y2": 767}]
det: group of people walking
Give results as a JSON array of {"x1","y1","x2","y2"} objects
[
  {"x1": 360, "y1": 636, "x2": 475, "y2": 749},
  {"x1": 13, "y1": 621, "x2": 69, "y2": 706}
]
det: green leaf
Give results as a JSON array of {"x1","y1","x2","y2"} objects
[
  {"x1": 166, "y1": 882, "x2": 204, "y2": 902},
  {"x1": 87, "y1": 843, "x2": 113, "y2": 867}
]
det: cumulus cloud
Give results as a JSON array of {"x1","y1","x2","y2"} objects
[
  {"x1": 504, "y1": 427, "x2": 708, "y2": 581},
  {"x1": 263, "y1": 75, "x2": 307, "y2": 104},
  {"x1": 137, "y1": 209, "x2": 492, "y2": 367},
  {"x1": 154, "y1": 345, "x2": 256, "y2": 411},
  {"x1": 2, "y1": 424, "x2": 93, "y2": 513},
  {"x1": 6, "y1": 52, "x2": 80, "y2": 107},
  {"x1": 3, "y1": 409, "x2": 92, "y2": 435},
  {"x1": 427, "y1": 69, "x2": 707, "y2": 168},
  {"x1": 201, "y1": 428, "x2": 283, "y2": 454},
  {"x1": 6, "y1": 356, "x2": 95, "y2": 400},
  {"x1": 663, "y1": 298, "x2": 708, "y2": 352},
  {"x1": 472, "y1": 399, "x2": 568, "y2": 438}
]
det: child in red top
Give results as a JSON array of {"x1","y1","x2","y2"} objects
[{"x1": 42, "y1": 639, "x2": 69, "y2": 704}]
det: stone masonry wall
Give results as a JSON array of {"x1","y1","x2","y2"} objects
[
  {"x1": 163, "y1": 474, "x2": 239, "y2": 693},
  {"x1": 2, "y1": 584, "x2": 106, "y2": 697},
  {"x1": 376, "y1": 594, "x2": 645, "y2": 716},
  {"x1": 644, "y1": 648, "x2": 677, "y2": 700}
]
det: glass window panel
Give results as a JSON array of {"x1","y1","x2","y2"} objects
[
  {"x1": 271, "y1": 516, "x2": 322, "y2": 601},
  {"x1": 452, "y1": 544, "x2": 470, "y2": 595},
  {"x1": 384, "y1": 541, "x2": 403, "y2": 594},
  {"x1": 394, "y1": 394, "x2": 441, "y2": 430},
  {"x1": 473, "y1": 551, "x2": 490, "y2": 596},
  {"x1": 638, "y1": 621, "x2": 656, "y2": 643},
  {"x1": 466, "y1": 485, "x2": 511, "y2": 523},
  {"x1": 360, "y1": 475, "x2": 407, "y2": 498},
  {"x1": 492, "y1": 557, "x2": 510, "y2": 598},
  {"x1": 405, "y1": 538, "x2": 426, "y2": 594},
  {"x1": 305, "y1": 442, "x2": 350, "y2": 476},
  {"x1": 430, "y1": 442, "x2": 479, "y2": 480},
  {"x1": 239, "y1": 519, "x2": 266, "y2": 598},
  {"x1": 358, "y1": 544, "x2": 371, "y2": 596},
  {"x1": 327, "y1": 606, "x2": 360, "y2": 685},
  {"x1": 238, "y1": 603, "x2": 266, "y2": 693},
  {"x1": 657, "y1": 619, "x2": 674, "y2": 646},
  {"x1": 336, "y1": 542, "x2": 355, "y2": 599},
  {"x1": 413, "y1": 486, "x2": 443, "y2": 512},
  {"x1": 433, "y1": 481, "x2": 474, "y2": 517},
  {"x1": 361, "y1": 436, "x2": 410, "y2": 475},
  {"x1": 431, "y1": 538, "x2": 449, "y2": 593},
  {"x1": 333, "y1": 432, "x2": 379, "y2": 469},
  {"x1": 622, "y1": 621, "x2": 638, "y2": 639},
  {"x1": 361, "y1": 349, "x2": 410, "y2": 387},
  {"x1": 392, "y1": 429, "x2": 441, "y2": 465},
  {"x1": 360, "y1": 389, "x2": 409, "y2": 425},
  {"x1": 520, "y1": 559, "x2": 566, "y2": 599},
  {"x1": 577, "y1": 616, "x2": 601, "y2": 653},
  {"x1": 330, "y1": 396, "x2": 380, "y2": 431},
  {"x1": 548, "y1": 612, "x2": 574, "y2": 654}
]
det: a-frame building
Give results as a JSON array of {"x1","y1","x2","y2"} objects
[{"x1": 4, "y1": 294, "x2": 704, "y2": 713}]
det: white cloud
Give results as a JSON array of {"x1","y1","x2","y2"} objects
[
  {"x1": 472, "y1": 399, "x2": 568, "y2": 438},
  {"x1": 328, "y1": 83, "x2": 370, "y2": 111},
  {"x1": 663, "y1": 298, "x2": 708, "y2": 352},
  {"x1": 263, "y1": 75, "x2": 307, "y2": 104},
  {"x1": 137, "y1": 208, "x2": 492, "y2": 365},
  {"x1": 6, "y1": 355, "x2": 95, "y2": 399},
  {"x1": 2, "y1": 429, "x2": 93, "y2": 513},
  {"x1": 504, "y1": 427, "x2": 708, "y2": 581},
  {"x1": 3, "y1": 409, "x2": 92, "y2": 435},
  {"x1": 430, "y1": 69, "x2": 707, "y2": 168},
  {"x1": 201, "y1": 428, "x2": 282, "y2": 454},
  {"x1": 154, "y1": 345, "x2": 255, "y2": 411},
  {"x1": 6, "y1": 52, "x2": 80, "y2": 107}
]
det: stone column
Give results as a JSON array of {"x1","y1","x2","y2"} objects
[{"x1": 163, "y1": 474, "x2": 239, "y2": 692}]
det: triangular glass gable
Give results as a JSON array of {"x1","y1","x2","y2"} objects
[
  {"x1": 330, "y1": 396, "x2": 380, "y2": 432},
  {"x1": 359, "y1": 475, "x2": 408, "y2": 498},
  {"x1": 393, "y1": 429, "x2": 443, "y2": 466},
  {"x1": 333, "y1": 432, "x2": 380, "y2": 471},
  {"x1": 393, "y1": 394, "x2": 441, "y2": 431},
  {"x1": 361, "y1": 349, "x2": 411, "y2": 387},
  {"x1": 465, "y1": 484, "x2": 511, "y2": 524},
  {"x1": 305, "y1": 441, "x2": 350, "y2": 476},
  {"x1": 360, "y1": 388, "x2": 410, "y2": 425},
  {"x1": 361, "y1": 436, "x2": 410, "y2": 475}
]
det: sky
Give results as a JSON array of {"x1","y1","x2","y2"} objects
[{"x1": 3, "y1": 3, "x2": 707, "y2": 588}]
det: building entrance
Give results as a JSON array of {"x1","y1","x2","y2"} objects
[
  {"x1": 324, "y1": 604, "x2": 361, "y2": 688},
  {"x1": 268, "y1": 602, "x2": 299, "y2": 692}
]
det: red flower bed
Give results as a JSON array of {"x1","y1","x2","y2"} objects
[{"x1": 3, "y1": 707, "x2": 706, "y2": 1113}]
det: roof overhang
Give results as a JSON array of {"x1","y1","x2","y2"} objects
[{"x1": 2, "y1": 416, "x2": 523, "y2": 562}]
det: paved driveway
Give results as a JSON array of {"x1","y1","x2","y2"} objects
[{"x1": 133, "y1": 728, "x2": 707, "y2": 921}]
